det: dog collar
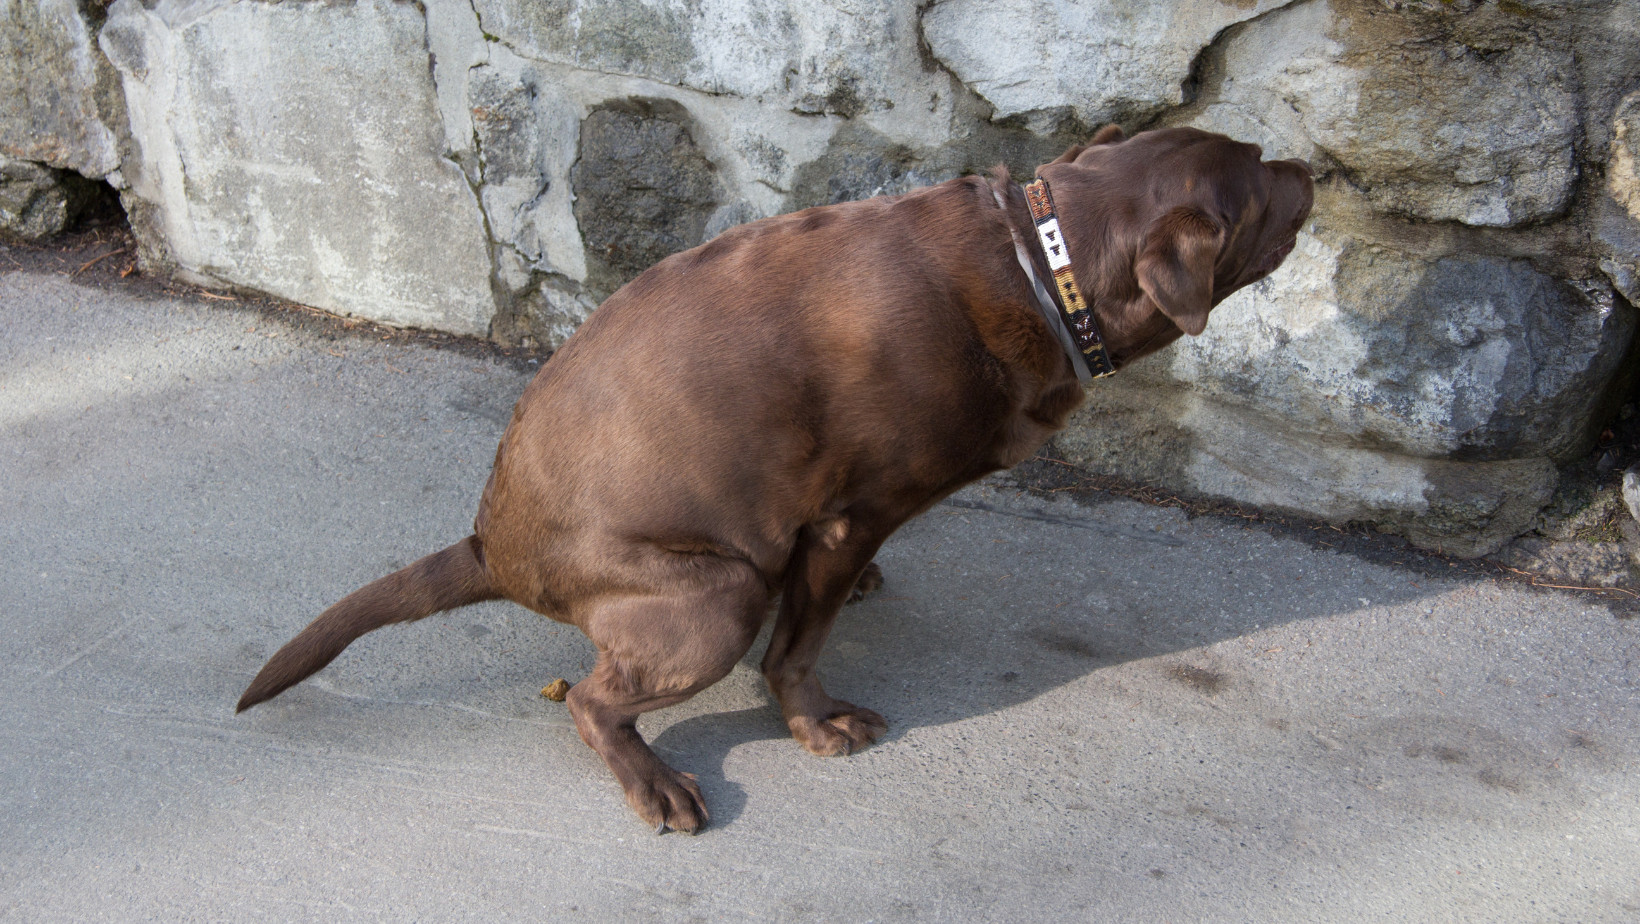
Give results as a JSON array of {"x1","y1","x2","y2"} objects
[
  {"x1": 995, "y1": 187, "x2": 1090, "y2": 383},
  {"x1": 992, "y1": 181, "x2": 1093, "y2": 383},
  {"x1": 1024, "y1": 178, "x2": 1116, "y2": 379}
]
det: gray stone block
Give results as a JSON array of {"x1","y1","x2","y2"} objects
[
  {"x1": 1604, "y1": 91, "x2": 1640, "y2": 306},
  {"x1": 0, "y1": 0, "x2": 119, "y2": 178},
  {"x1": 571, "y1": 97, "x2": 720, "y2": 301},
  {"x1": 471, "y1": 0, "x2": 947, "y2": 119},
  {"x1": 1056, "y1": 219, "x2": 1634, "y2": 556},
  {"x1": 1187, "y1": 0, "x2": 1579, "y2": 228},
  {"x1": 1173, "y1": 231, "x2": 1633, "y2": 462},
  {"x1": 922, "y1": 0, "x2": 1291, "y2": 128},
  {"x1": 100, "y1": 0, "x2": 495, "y2": 335}
]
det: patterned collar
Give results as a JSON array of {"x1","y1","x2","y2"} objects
[{"x1": 1023, "y1": 178, "x2": 1116, "y2": 379}]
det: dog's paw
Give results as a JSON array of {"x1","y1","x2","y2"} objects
[
  {"x1": 789, "y1": 704, "x2": 888, "y2": 757},
  {"x1": 625, "y1": 767, "x2": 709, "y2": 835},
  {"x1": 846, "y1": 561, "x2": 884, "y2": 604}
]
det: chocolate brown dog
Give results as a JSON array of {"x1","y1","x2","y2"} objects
[{"x1": 238, "y1": 126, "x2": 1313, "y2": 833}]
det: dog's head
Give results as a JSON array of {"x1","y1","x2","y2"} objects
[{"x1": 1037, "y1": 126, "x2": 1314, "y2": 363}]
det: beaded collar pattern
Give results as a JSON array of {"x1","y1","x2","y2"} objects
[{"x1": 1023, "y1": 178, "x2": 1116, "y2": 379}]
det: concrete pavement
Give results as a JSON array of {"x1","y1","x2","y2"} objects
[{"x1": 2, "y1": 265, "x2": 1638, "y2": 922}]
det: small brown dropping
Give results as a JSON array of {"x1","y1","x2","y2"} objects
[{"x1": 541, "y1": 679, "x2": 571, "y2": 702}]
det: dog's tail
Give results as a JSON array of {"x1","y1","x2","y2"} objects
[{"x1": 236, "y1": 535, "x2": 500, "y2": 713}]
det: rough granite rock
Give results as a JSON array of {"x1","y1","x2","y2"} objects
[
  {"x1": 470, "y1": 0, "x2": 948, "y2": 120},
  {"x1": 491, "y1": 271, "x2": 601, "y2": 351},
  {"x1": 456, "y1": 47, "x2": 842, "y2": 347},
  {"x1": 469, "y1": 52, "x2": 585, "y2": 285},
  {"x1": 785, "y1": 123, "x2": 944, "y2": 209},
  {"x1": 1058, "y1": 382, "x2": 1562, "y2": 558},
  {"x1": 1170, "y1": 227, "x2": 1634, "y2": 461},
  {"x1": 1186, "y1": 0, "x2": 1580, "y2": 228},
  {"x1": 1496, "y1": 477, "x2": 1634, "y2": 586},
  {"x1": 0, "y1": 0, "x2": 119, "y2": 178},
  {"x1": 781, "y1": 118, "x2": 1098, "y2": 212},
  {"x1": 99, "y1": 0, "x2": 495, "y2": 335},
  {"x1": 1054, "y1": 212, "x2": 1634, "y2": 557},
  {"x1": 467, "y1": 55, "x2": 600, "y2": 349},
  {"x1": 420, "y1": 0, "x2": 491, "y2": 176},
  {"x1": 571, "y1": 98, "x2": 720, "y2": 301},
  {"x1": 0, "y1": 154, "x2": 102, "y2": 241},
  {"x1": 1603, "y1": 91, "x2": 1640, "y2": 306},
  {"x1": 921, "y1": 0, "x2": 1292, "y2": 129}
]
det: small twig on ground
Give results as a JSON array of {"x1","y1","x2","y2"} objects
[
  {"x1": 72, "y1": 247, "x2": 130, "y2": 276},
  {"x1": 1529, "y1": 581, "x2": 1637, "y2": 598},
  {"x1": 1500, "y1": 565, "x2": 1638, "y2": 598}
]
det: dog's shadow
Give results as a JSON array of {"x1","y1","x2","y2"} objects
[
  {"x1": 351, "y1": 491, "x2": 1442, "y2": 829},
  {"x1": 637, "y1": 492, "x2": 1443, "y2": 823},
  {"x1": 648, "y1": 705, "x2": 785, "y2": 829}
]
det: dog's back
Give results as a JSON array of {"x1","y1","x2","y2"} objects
[{"x1": 473, "y1": 176, "x2": 1056, "y2": 621}]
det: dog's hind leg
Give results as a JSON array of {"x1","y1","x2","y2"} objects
[
  {"x1": 761, "y1": 527, "x2": 889, "y2": 757},
  {"x1": 565, "y1": 574, "x2": 765, "y2": 834}
]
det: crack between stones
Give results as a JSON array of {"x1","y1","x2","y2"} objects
[
  {"x1": 1175, "y1": 0, "x2": 1312, "y2": 121},
  {"x1": 424, "y1": 0, "x2": 514, "y2": 339},
  {"x1": 467, "y1": 9, "x2": 747, "y2": 110},
  {"x1": 910, "y1": 0, "x2": 1005, "y2": 130},
  {"x1": 459, "y1": 112, "x2": 508, "y2": 340}
]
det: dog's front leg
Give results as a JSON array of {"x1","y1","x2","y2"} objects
[{"x1": 761, "y1": 522, "x2": 889, "y2": 756}]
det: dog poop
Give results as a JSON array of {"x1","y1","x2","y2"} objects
[{"x1": 541, "y1": 679, "x2": 571, "y2": 702}]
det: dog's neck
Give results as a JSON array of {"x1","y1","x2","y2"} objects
[{"x1": 988, "y1": 175, "x2": 1114, "y2": 381}]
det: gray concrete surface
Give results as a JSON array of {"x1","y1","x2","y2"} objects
[{"x1": 2, "y1": 267, "x2": 1638, "y2": 922}]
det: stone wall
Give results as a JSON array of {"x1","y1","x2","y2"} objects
[{"x1": 4, "y1": 0, "x2": 1638, "y2": 556}]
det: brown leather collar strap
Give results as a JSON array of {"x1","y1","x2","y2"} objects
[{"x1": 1024, "y1": 178, "x2": 1116, "y2": 379}]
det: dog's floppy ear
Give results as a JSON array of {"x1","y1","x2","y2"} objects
[
  {"x1": 1135, "y1": 207, "x2": 1224, "y2": 336},
  {"x1": 1045, "y1": 124, "x2": 1127, "y2": 166}
]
